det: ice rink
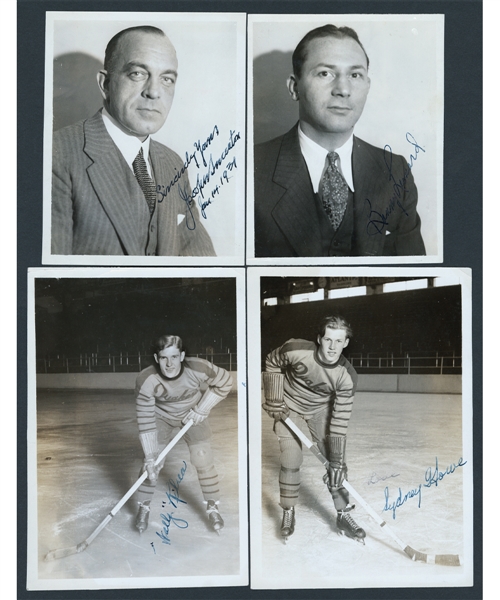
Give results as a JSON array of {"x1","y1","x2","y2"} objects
[
  {"x1": 31, "y1": 388, "x2": 244, "y2": 589},
  {"x1": 253, "y1": 391, "x2": 472, "y2": 589}
]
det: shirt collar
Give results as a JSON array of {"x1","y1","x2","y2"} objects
[
  {"x1": 101, "y1": 107, "x2": 152, "y2": 174},
  {"x1": 298, "y1": 125, "x2": 354, "y2": 193}
]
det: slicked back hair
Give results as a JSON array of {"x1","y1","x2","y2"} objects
[
  {"x1": 317, "y1": 315, "x2": 353, "y2": 340},
  {"x1": 153, "y1": 334, "x2": 183, "y2": 355},
  {"x1": 292, "y1": 24, "x2": 369, "y2": 79},
  {"x1": 104, "y1": 25, "x2": 167, "y2": 73}
]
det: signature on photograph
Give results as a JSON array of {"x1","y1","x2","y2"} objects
[
  {"x1": 155, "y1": 461, "x2": 189, "y2": 545},
  {"x1": 366, "y1": 132, "x2": 426, "y2": 235},
  {"x1": 382, "y1": 456, "x2": 467, "y2": 519},
  {"x1": 156, "y1": 125, "x2": 242, "y2": 229}
]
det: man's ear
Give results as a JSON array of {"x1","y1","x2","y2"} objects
[
  {"x1": 287, "y1": 74, "x2": 300, "y2": 101},
  {"x1": 180, "y1": 351, "x2": 186, "y2": 362},
  {"x1": 343, "y1": 338, "x2": 350, "y2": 349},
  {"x1": 154, "y1": 353, "x2": 159, "y2": 364},
  {"x1": 97, "y1": 70, "x2": 109, "y2": 102}
]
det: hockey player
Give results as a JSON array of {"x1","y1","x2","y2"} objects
[
  {"x1": 134, "y1": 334, "x2": 233, "y2": 534},
  {"x1": 262, "y1": 315, "x2": 365, "y2": 543}
]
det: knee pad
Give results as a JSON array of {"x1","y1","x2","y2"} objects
[
  {"x1": 277, "y1": 436, "x2": 303, "y2": 470},
  {"x1": 189, "y1": 441, "x2": 214, "y2": 470}
]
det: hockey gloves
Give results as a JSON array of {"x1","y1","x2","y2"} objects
[
  {"x1": 262, "y1": 372, "x2": 290, "y2": 421},
  {"x1": 139, "y1": 430, "x2": 160, "y2": 483},
  {"x1": 182, "y1": 388, "x2": 225, "y2": 425},
  {"x1": 325, "y1": 435, "x2": 348, "y2": 490}
]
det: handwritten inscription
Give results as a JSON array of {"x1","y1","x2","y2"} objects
[
  {"x1": 366, "y1": 471, "x2": 400, "y2": 485},
  {"x1": 156, "y1": 125, "x2": 241, "y2": 228},
  {"x1": 155, "y1": 461, "x2": 189, "y2": 546},
  {"x1": 366, "y1": 132, "x2": 425, "y2": 236},
  {"x1": 382, "y1": 456, "x2": 466, "y2": 519}
]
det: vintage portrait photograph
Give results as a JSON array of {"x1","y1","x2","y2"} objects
[
  {"x1": 248, "y1": 268, "x2": 472, "y2": 589},
  {"x1": 42, "y1": 12, "x2": 246, "y2": 266},
  {"x1": 247, "y1": 15, "x2": 444, "y2": 264},
  {"x1": 26, "y1": 268, "x2": 247, "y2": 590}
]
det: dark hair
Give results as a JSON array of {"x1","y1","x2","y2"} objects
[
  {"x1": 104, "y1": 25, "x2": 166, "y2": 73},
  {"x1": 292, "y1": 24, "x2": 369, "y2": 79},
  {"x1": 153, "y1": 334, "x2": 183, "y2": 355},
  {"x1": 317, "y1": 315, "x2": 353, "y2": 340}
]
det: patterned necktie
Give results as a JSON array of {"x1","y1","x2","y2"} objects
[
  {"x1": 132, "y1": 147, "x2": 156, "y2": 214},
  {"x1": 318, "y1": 151, "x2": 349, "y2": 231}
]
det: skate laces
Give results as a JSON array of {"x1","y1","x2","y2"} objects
[
  {"x1": 137, "y1": 502, "x2": 150, "y2": 513},
  {"x1": 282, "y1": 508, "x2": 294, "y2": 527},
  {"x1": 340, "y1": 511, "x2": 358, "y2": 529},
  {"x1": 206, "y1": 500, "x2": 221, "y2": 518}
]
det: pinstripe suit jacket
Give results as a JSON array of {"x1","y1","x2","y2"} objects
[
  {"x1": 254, "y1": 125, "x2": 426, "y2": 258},
  {"x1": 51, "y1": 110, "x2": 215, "y2": 256}
]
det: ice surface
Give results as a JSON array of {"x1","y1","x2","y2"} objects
[
  {"x1": 256, "y1": 392, "x2": 471, "y2": 589},
  {"x1": 35, "y1": 389, "x2": 241, "y2": 584}
]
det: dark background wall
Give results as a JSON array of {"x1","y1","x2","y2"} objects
[
  {"x1": 35, "y1": 278, "x2": 237, "y2": 358},
  {"x1": 261, "y1": 284, "x2": 462, "y2": 359}
]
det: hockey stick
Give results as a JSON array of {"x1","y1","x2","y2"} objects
[
  {"x1": 282, "y1": 416, "x2": 462, "y2": 566},
  {"x1": 45, "y1": 419, "x2": 194, "y2": 561}
]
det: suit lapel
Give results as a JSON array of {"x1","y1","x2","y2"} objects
[
  {"x1": 352, "y1": 136, "x2": 389, "y2": 256},
  {"x1": 83, "y1": 111, "x2": 142, "y2": 255},
  {"x1": 271, "y1": 125, "x2": 324, "y2": 256}
]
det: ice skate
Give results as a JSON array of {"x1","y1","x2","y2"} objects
[
  {"x1": 135, "y1": 502, "x2": 150, "y2": 534},
  {"x1": 336, "y1": 506, "x2": 366, "y2": 544},
  {"x1": 206, "y1": 500, "x2": 224, "y2": 534},
  {"x1": 280, "y1": 506, "x2": 295, "y2": 543}
]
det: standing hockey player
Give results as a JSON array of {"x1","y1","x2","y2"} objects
[
  {"x1": 262, "y1": 315, "x2": 365, "y2": 543},
  {"x1": 134, "y1": 334, "x2": 233, "y2": 534}
]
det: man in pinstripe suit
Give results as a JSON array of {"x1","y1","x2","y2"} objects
[
  {"x1": 254, "y1": 24, "x2": 425, "y2": 258},
  {"x1": 51, "y1": 25, "x2": 215, "y2": 256}
]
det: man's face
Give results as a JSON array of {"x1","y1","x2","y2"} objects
[
  {"x1": 155, "y1": 345, "x2": 185, "y2": 378},
  {"x1": 288, "y1": 35, "x2": 370, "y2": 148},
  {"x1": 98, "y1": 31, "x2": 178, "y2": 140},
  {"x1": 317, "y1": 327, "x2": 349, "y2": 365}
]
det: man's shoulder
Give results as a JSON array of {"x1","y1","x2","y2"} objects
[
  {"x1": 255, "y1": 126, "x2": 297, "y2": 158},
  {"x1": 280, "y1": 338, "x2": 316, "y2": 353},
  {"x1": 150, "y1": 139, "x2": 183, "y2": 165},
  {"x1": 136, "y1": 364, "x2": 159, "y2": 387}
]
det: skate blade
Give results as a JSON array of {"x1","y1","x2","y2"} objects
[{"x1": 338, "y1": 531, "x2": 366, "y2": 545}]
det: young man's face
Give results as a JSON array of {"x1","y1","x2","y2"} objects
[
  {"x1": 98, "y1": 30, "x2": 178, "y2": 141},
  {"x1": 155, "y1": 345, "x2": 185, "y2": 378},
  {"x1": 288, "y1": 35, "x2": 370, "y2": 149},
  {"x1": 317, "y1": 326, "x2": 349, "y2": 365}
]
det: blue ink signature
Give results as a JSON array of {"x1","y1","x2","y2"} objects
[
  {"x1": 155, "y1": 512, "x2": 189, "y2": 545},
  {"x1": 198, "y1": 156, "x2": 238, "y2": 219},
  {"x1": 155, "y1": 461, "x2": 189, "y2": 545},
  {"x1": 366, "y1": 132, "x2": 425, "y2": 235},
  {"x1": 424, "y1": 456, "x2": 467, "y2": 488},
  {"x1": 383, "y1": 484, "x2": 422, "y2": 519},
  {"x1": 367, "y1": 471, "x2": 400, "y2": 485},
  {"x1": 382, "y1": 456, "x2": 466, "y2": 519},
  {"x1": 164, "y1": 460, "x2": 188, "y2": 508}
]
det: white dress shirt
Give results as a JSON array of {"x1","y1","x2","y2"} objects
[
  {"x1": 298, "y1": 125, "x2": 354, "y2": 193},
  {"x1": 101, "y1": 108, "x2": 153, "y2": 177}
]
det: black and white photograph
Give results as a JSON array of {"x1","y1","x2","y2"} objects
[
  {"x1": 248, "y1": 268, "x2": 472, "y2": 589},
  {"x1": 42, "y1": 12, "x2": 246, "y2": 265},
  {"x1": 27, "y1": 268, "x2": 247, "y2": 590},
  {"x1": 247, "y1": 15, "x2": 443, "y2": 264}
]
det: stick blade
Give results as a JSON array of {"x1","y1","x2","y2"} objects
[
  {"x1": 45, "y1": 541, "x2": 88, "y2": 561},
  {"x1": 404, "y1": 545, "x2": 462, "y2": 566}
]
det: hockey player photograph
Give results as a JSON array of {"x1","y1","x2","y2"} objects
[
  {"x1": 27, "y1": 270, "x2": 247, "y2": 591},
  {"x1": 249, "y1": 269, "x2": 473, "y2": 590}
]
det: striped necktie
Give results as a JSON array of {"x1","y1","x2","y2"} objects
[
  {"x1": 318, "y1": 151, "x2": 349, "y2": 231},
  {"x1": 132, "y1": 147, "x2": 156, "y2": 214}
]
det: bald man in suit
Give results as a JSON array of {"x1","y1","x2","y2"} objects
[
  {"x1": 254, "y1": 24, "x2": 426, "y2": 258},
  {"x1": 52, "y1": 25, "x2": 215, "y2": 257}
]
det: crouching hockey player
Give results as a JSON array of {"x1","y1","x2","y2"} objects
[
  {"x1": 134, "y1": 334, "x2": 233, "y2": 535},
  {"x1": 262, "y1": 315, "x2": 365, "y2": 544}
]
